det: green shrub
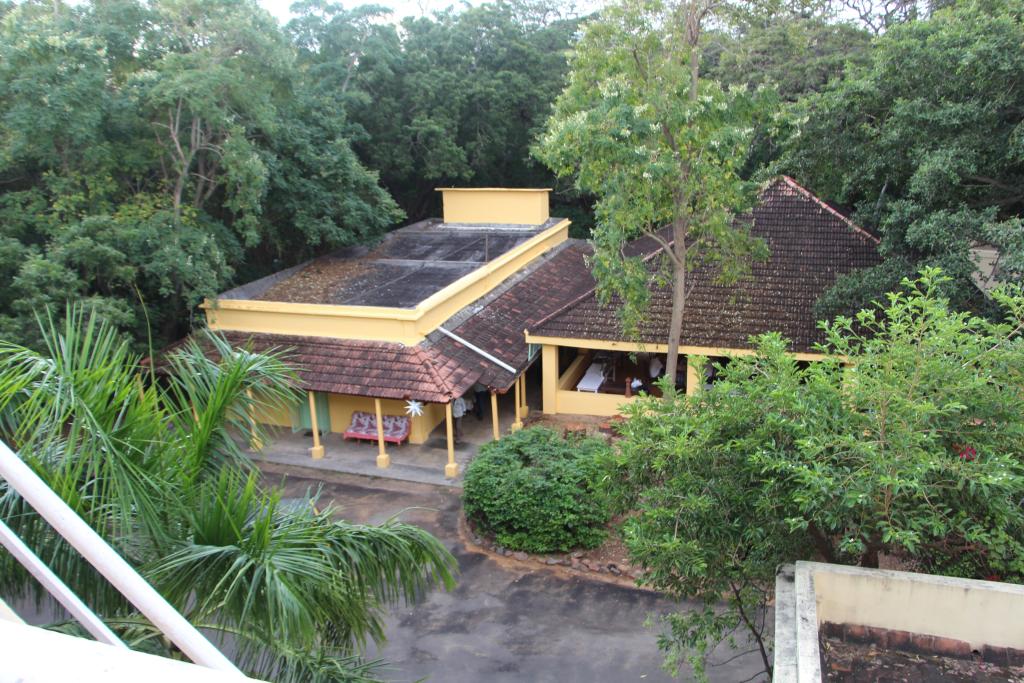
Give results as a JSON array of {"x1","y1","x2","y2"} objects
[{"x1": 462, "y1": 427, "x2": 611, "y2": 553}]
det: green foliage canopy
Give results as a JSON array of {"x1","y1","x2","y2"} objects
[
  {"x1": 607, "y1": 270, "x2": 1024, "y2": 680},
  {"x1": 0, "y1": 307, "x2": 457, "y2": 681},
  {"x1": 780, "y1": 0, "x2": 1024, "y2": 317},
  {"x1": 463, "y1": 426, "x2": 611, "y2": 553},
  {"x1": 535, "y1": 0, "x2": 770, "y2": 382},
  {"x1": 0, "y1": 0, "x2": 402, "y2": 348},
  {"x1": 289, "y1": 0, "x2": 588, "y2": 223}
]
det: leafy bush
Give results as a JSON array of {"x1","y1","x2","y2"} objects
[{"x1": 463, "y1": 427, "x2": 611, "y2": 553}]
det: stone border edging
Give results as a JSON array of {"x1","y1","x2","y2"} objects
[{"x1": 456, "y1": 513, "x2": 659, "y2": 593}]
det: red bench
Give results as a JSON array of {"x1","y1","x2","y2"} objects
[{"x1": 342, "y1": 411, "x2": 411, "y2": 445}]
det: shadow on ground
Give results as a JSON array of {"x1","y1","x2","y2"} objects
[{"x1": 260, "y1": 463, "x2": 768, "y2": 683}]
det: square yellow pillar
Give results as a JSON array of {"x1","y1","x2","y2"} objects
[
  {"x1": 685, "y1": 357, "x2": 700, "y2": 397},
  {"x1": 511, "y1": 375, "x2": 524, "y2": 432},
  {"x1": 444, "y1": 401, "x2": 459, "y2": 478},
  {"x1": 519, "y1": 373, "x2": 529, "y2": 418},
  {"x1": 308, "y1": 391, "x2": 325, "y2": 459},
  {"x1": 541, "y1": 344, "x2": 558, "y2": 414},
  {"x1": 374, "y1": 398, "x2": 390, "y2": 469},
  {"x1": 490, "y1": 391, "x2": 500, "y2": 441}
]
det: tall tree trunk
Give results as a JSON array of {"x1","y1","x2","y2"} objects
[
  {"x1": 662, "y1": 4, "x2": 702, "y2": 389},
  {"x1": 663, "y1": 219, "x2": 688, "y2": 385},
  {"x1": 859, "y1": 533, "x2": 883, "y2": 568}
]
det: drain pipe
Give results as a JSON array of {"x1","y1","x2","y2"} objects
[{"x1": 436, "y1": 327, "x2": 516, "y2": 374}]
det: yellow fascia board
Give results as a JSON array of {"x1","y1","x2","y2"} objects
[
  {"x1": 523, "y1": 333, "x2": 830, "y2": 363},
  {"x1": 203, "y1": 219, "x2": 570, "y2": 345},
  {"x1": 202, "y1": 300, "x2": 424, "y2": 345}
]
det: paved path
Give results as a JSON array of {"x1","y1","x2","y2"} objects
[{"x1": 260, "y1": 463, "x2": 767, "y2": 683}]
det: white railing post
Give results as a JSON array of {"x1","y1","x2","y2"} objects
[
  {"x1": 0, "y1": 519, "x2": 128, "y2": 648},
  {"x1": 0, "y1": 440, "x2": 243, "y2": 675}
]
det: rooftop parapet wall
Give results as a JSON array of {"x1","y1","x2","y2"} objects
[
  {"x1": 203, "y1": 218, "x2": 570, "y2": 345},
  {"x1": 774, "y1": 561, "x2": 1024, "y2": 682},
  {"x1": 438, "y1": 188, "x2": 551, "y2": 225}
]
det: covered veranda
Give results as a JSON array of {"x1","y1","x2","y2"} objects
[
  {"x1": 173, "y1": 330, "x2": 539, "y2": 480},
  {"x1": 245, "y1": 380, "x2": 539, "y2": 485}
]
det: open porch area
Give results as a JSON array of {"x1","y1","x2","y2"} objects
[{"x1": 247, "y1": 385, "x2": 537, "y2": 487}]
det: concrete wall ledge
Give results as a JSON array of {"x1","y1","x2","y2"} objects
[{"x1": 774, "y1": 560, "x2": 1024, "y2": 682}]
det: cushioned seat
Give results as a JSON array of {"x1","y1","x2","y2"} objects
[{"x1": 342, "y1": 411, "x2": 411, "y2": 445}]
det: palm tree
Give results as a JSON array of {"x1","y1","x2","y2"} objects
[{"x1": 0, "y1": 306, "x2": 456, "y2": 682}]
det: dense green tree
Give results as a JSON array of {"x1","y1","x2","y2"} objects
[
  {"x1": 0, "y1": 307, "x2": 456, "y2": 681},
  {"x1": 703, "y1": 14, "x2": 872, "y2": 102},
  {"x1": 701, "y1": 9, "x2": 873, "y2": 177},
  {"x1": 289, "y1": 0, "x2": 590, "y2": 222},
  {"x1": 0, "y1": 0, "x2": 400, "y2": 348},
  {"x1": 608, "y1": 270, "x2": 1024, "y2": 680},
  {"x1": 780, "y1": 0, "x2": 1024, "y2": 317},
  {"x1": 535, "y1": 0, "x2": 769, "y2": 384}
]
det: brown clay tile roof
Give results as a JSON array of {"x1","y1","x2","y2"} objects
[
  {"x1": 528, "y1": 177, "x2": 881, "y2": 354},
  {"x1": 175, "y1": 331, "x2": 478, "y2": 403},
  {"x1": 425, "y1": 240, "x2": 596, "y2": 392}
]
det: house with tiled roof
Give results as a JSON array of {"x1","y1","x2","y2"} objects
[
  {"x1": 189, "y1": 178, "x2": 879, "y2": 478},
  {"x1": 525, "y1": 176, "x2": 881, "y2": 416}
]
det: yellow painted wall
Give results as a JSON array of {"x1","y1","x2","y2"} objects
[
  {"x1": 556, "y1": 389, "x2": 636, "y2": 416},
  {"x1": 546, "y1": 350, "x2": 636, "y2": 417},
  {"x1": 249, "y1": 392, "x2": 445, "y2": 445},
  {"x1": 252, "y1": 400, "x2": 293, "y2": 428},
  {"x1": 204, "y1": 302, "x2": 423, "y2": 346},
  {"x1": 324, "y1": 393, "x2": 444, "y2": 445},
  {"x1": 438, "y1": 188, "x2": 550, "y2": 225},
  {"x1": 809, "y1": 562, "x2": 1024, "y2": 652}
]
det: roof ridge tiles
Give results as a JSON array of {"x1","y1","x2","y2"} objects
[{"x1": 776, "y1": 176, "x2": 880, "y2": 245}]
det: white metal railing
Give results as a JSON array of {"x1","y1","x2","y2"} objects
[
  {"x1": 0, "y1": 519, "x2": 126, "y2": 646},
  {"x1": 0, "y1": 439, "x2": 243, "y2": 675}
]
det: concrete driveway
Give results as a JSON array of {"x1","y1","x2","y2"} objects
[{"x1": 260, "y1": 464, "x2": 767, "y2": 683}]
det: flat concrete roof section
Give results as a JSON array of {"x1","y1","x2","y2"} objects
[{"x1": 220, "y1": 218, "x2": 560, "y2": 308}]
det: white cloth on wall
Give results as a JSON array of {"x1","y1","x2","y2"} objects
[{"x1": 452, "y1": 397, "x2": 467, "y2": 418}]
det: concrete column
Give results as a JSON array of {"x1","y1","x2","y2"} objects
[
  {"x1": 541, "y1": 344, "x2": 558, "y2": 414},
  {"x1": 490, "y1": 391, "x2": 500, "y2": 441},
  {"x1": 512, "y1": 375, "x2": 524, "y2": 431},
  {"x1": 308, "y1": 391, "x2": 324, "y2": 459},
  {"x1": 374, "y1": 398, "x2": 389, "y2": 469},
  {"x1": 519, "y1": 374, "x2": 529, "y2": 418},
  {"x1": 444, "y1": 402, "x2": 459, "y2": 478},
  {"x1": 685, "y1": 357, "x2": 700, "y2": 397}
]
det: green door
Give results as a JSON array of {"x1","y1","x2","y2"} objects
[{"x1": 290, "y1": 392, "x2": 331, "y2": 434}]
